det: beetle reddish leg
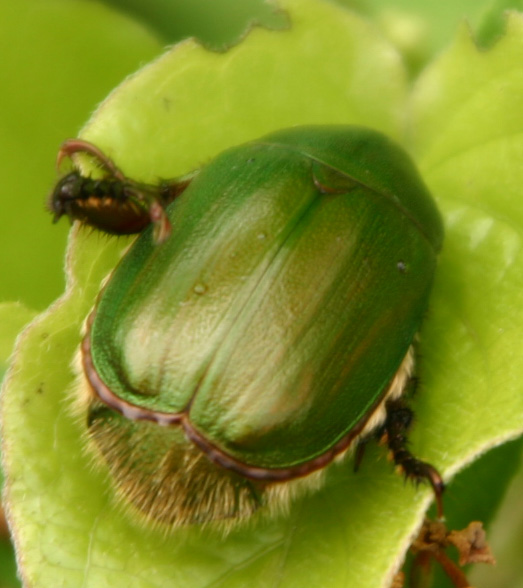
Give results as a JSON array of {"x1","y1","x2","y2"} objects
[
  {"x1": 52, "y1": 139, "x2": 180, "y2": 243},
  {"x1": 382, "y1": 400, "x2": 445, "y2": 519},
  {"x1": 57, "y1": 138, "x2": 125, "y2": 180}
]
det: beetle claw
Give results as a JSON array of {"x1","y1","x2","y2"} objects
[{"x1": 150, "y1": 203, "x2": 172, "y2": 244}]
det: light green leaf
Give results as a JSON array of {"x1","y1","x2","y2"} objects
[
  {"x1": 408, "y1": 16, "x2": 523, "y2": 585},
  {"x1": 0, "y1": 303, "x2": 38, "y2": 383},
  {"x1": 409, "y1": 13, "x2": 523, "y2": 464},
  {"x1": 2, "y1": 1, "x2": 522, "y2": 587},
  {"x1": 0, "y1": 302, "x2": 36, "y2": 588},
  {"x1": 335, "y1": 0, "x2": 497, "y2": 67},
  {"x1": 78, "y1": 0, "x2": 407, "y2": 177}
]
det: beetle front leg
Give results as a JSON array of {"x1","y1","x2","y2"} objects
[
  {"x1": 382, "y1": 399, "x2": 445, "y2": 518},
  {"x1": 52, "y1": 139, "x2": 179, "y2": 243},
  {"x1": 56, "y1": 138, "x2": 125, "y2": 180}
]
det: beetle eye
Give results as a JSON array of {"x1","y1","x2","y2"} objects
[
  {"x1": 53, "y1": 172, "x2": 81, "y2": 202},
  {"x1": 48, "y1": 173, "x2": 78, "y2": 220}
]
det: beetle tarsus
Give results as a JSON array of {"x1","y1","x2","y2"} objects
[{"x1": 383, "y1": 400, "x2": 445, "y2": 518}]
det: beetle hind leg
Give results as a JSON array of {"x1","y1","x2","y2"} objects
[{"x1": 382, "y1": 399, "x2": 445, "y2": 518}]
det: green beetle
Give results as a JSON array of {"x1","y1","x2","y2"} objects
[{"x1": 50, "y1": 126, "x2": 444, "y2": 528}]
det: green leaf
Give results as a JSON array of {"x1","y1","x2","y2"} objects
[
  {"x1": 476, "y1": 0, "x2": 523, "y2": 47},
  {"x1": 100, "y1": 0, "x2": 288, "y2": 47},
  {"x1": 468, "y1": 452, "x2": 523, "y2": 588},
  {"x1": 2, "y1": 1, "x2": 523, "y2": 587},
  {"x1": 0, "y1": 537, "x2": 20, "y2": 588}
]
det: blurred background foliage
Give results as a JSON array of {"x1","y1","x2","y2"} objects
[{"x1": 1, "y1": 1, "x2": 522, "y2": 587}]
